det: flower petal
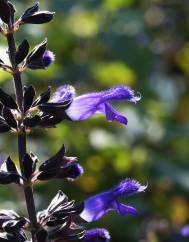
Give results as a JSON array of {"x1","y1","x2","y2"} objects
[
  {"x1": 84, "y1": 228, "x2": 110, "y2": 242},
  {"x1": 27, "y1": 50, "x2": 55, "y2": 70},
  {"x1": 103, "y1": 102, "x2": 128, "y2": 124},
  {"x1": 100, "y1": 85, "x2": 141, "y2": 103},
  {"x1": 0, "y1": 154, "x2": 6, "y2": 168},
  {"x1": 59, "y1": 163, "x2": 84, "y2": 181},
  {"x1": 51, "y1": 85, "x2": 76, "y2": 103},
  {"x1": 112, "y1": 178, "x2": 147, "y2": 197},
  {"x1": 80, "y1": 192, "x2": 109, "y2": 222},
  {"x1": 112, "y1": 201, "x2": 138, "y2": 216},
  {"x1": 42, "y1": 50, "x2": 55, "y2": 67},
  {"x1": 181, "y1": 225, "x2": 189, "y2": 237},
  {"x1": 66, "y1": 95, "x2": 100, "y2": 121}
]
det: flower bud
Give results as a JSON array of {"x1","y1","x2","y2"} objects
[
  {"x1": 84, "y1": 228, "x2": 110, "y2": 242},
  {"x1": 27, "y1": 50, "x2": 55, "y2": 70}
]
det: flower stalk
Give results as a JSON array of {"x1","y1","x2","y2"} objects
[{"x1": 6, "y1": 32, "x2": 38, "y2": 242}]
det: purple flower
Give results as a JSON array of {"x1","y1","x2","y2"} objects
[
  {"x1": 37, "y1": 161, "x2": 84, "y2": 181},
  {"x1": 0, "y1": 154, "x2": 6, "y2": 168},
  {"x1": 51, "y1": 85, "x2": 141, "y2": 125},
  {"x1": 80, "y1": 179, "x2": 147, "y2": 222},
  {"x1": 58, "y1": 163, "x2": 84, "y2": 181},
  {"x1": 27, "y1": 50, "x2": 55, "y2": 70},
  {"x1": 181, "y1": 225, "x2": 189, "y2": 237},
  {"x1": 84, "y1": 228, "x2": 110, "y2": 242},
  {"x1": 42, "y1": 51, "x2": 55, "y2": 67}
]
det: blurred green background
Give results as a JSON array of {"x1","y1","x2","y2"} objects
[{"x1": 0, "y1": 0, "x2": 189, "y2": 241}]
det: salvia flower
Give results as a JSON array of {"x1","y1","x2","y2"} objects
[
  {"x1": 43, "y1": 51, "x2": 55, "y2": 67},
  {"x1": 37, "y1": 145, "x2": 83, "y2": 181},
  {"x1": 51, "y1": 85, "x2": 141, "y2": 125},
  {"x1": 181, "y1": 225, "x2": 189, "y2": 237},
  {"x1": 27, "y1": 50, "x2": 55, "y2": 70},
  {"x1": 59, "y1": 163, "x2": 84, "y2": 181},
  {"x1": 80, "y1": 179, "x2": 147, "y2": 222},
  {"x1": 84, "y1": 228, "x2": 110, "y2": 242},
  {"x1": 37, "y1": 162, "x2": 84, "y2": 181}
]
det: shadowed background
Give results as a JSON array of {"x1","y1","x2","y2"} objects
[{"x1": 0, "y1": 0, "x2": 189, "y2": 241}]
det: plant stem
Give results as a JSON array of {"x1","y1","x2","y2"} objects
[{"x1": 6, "y1": 33, "x2": 38, "y2": 242}]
